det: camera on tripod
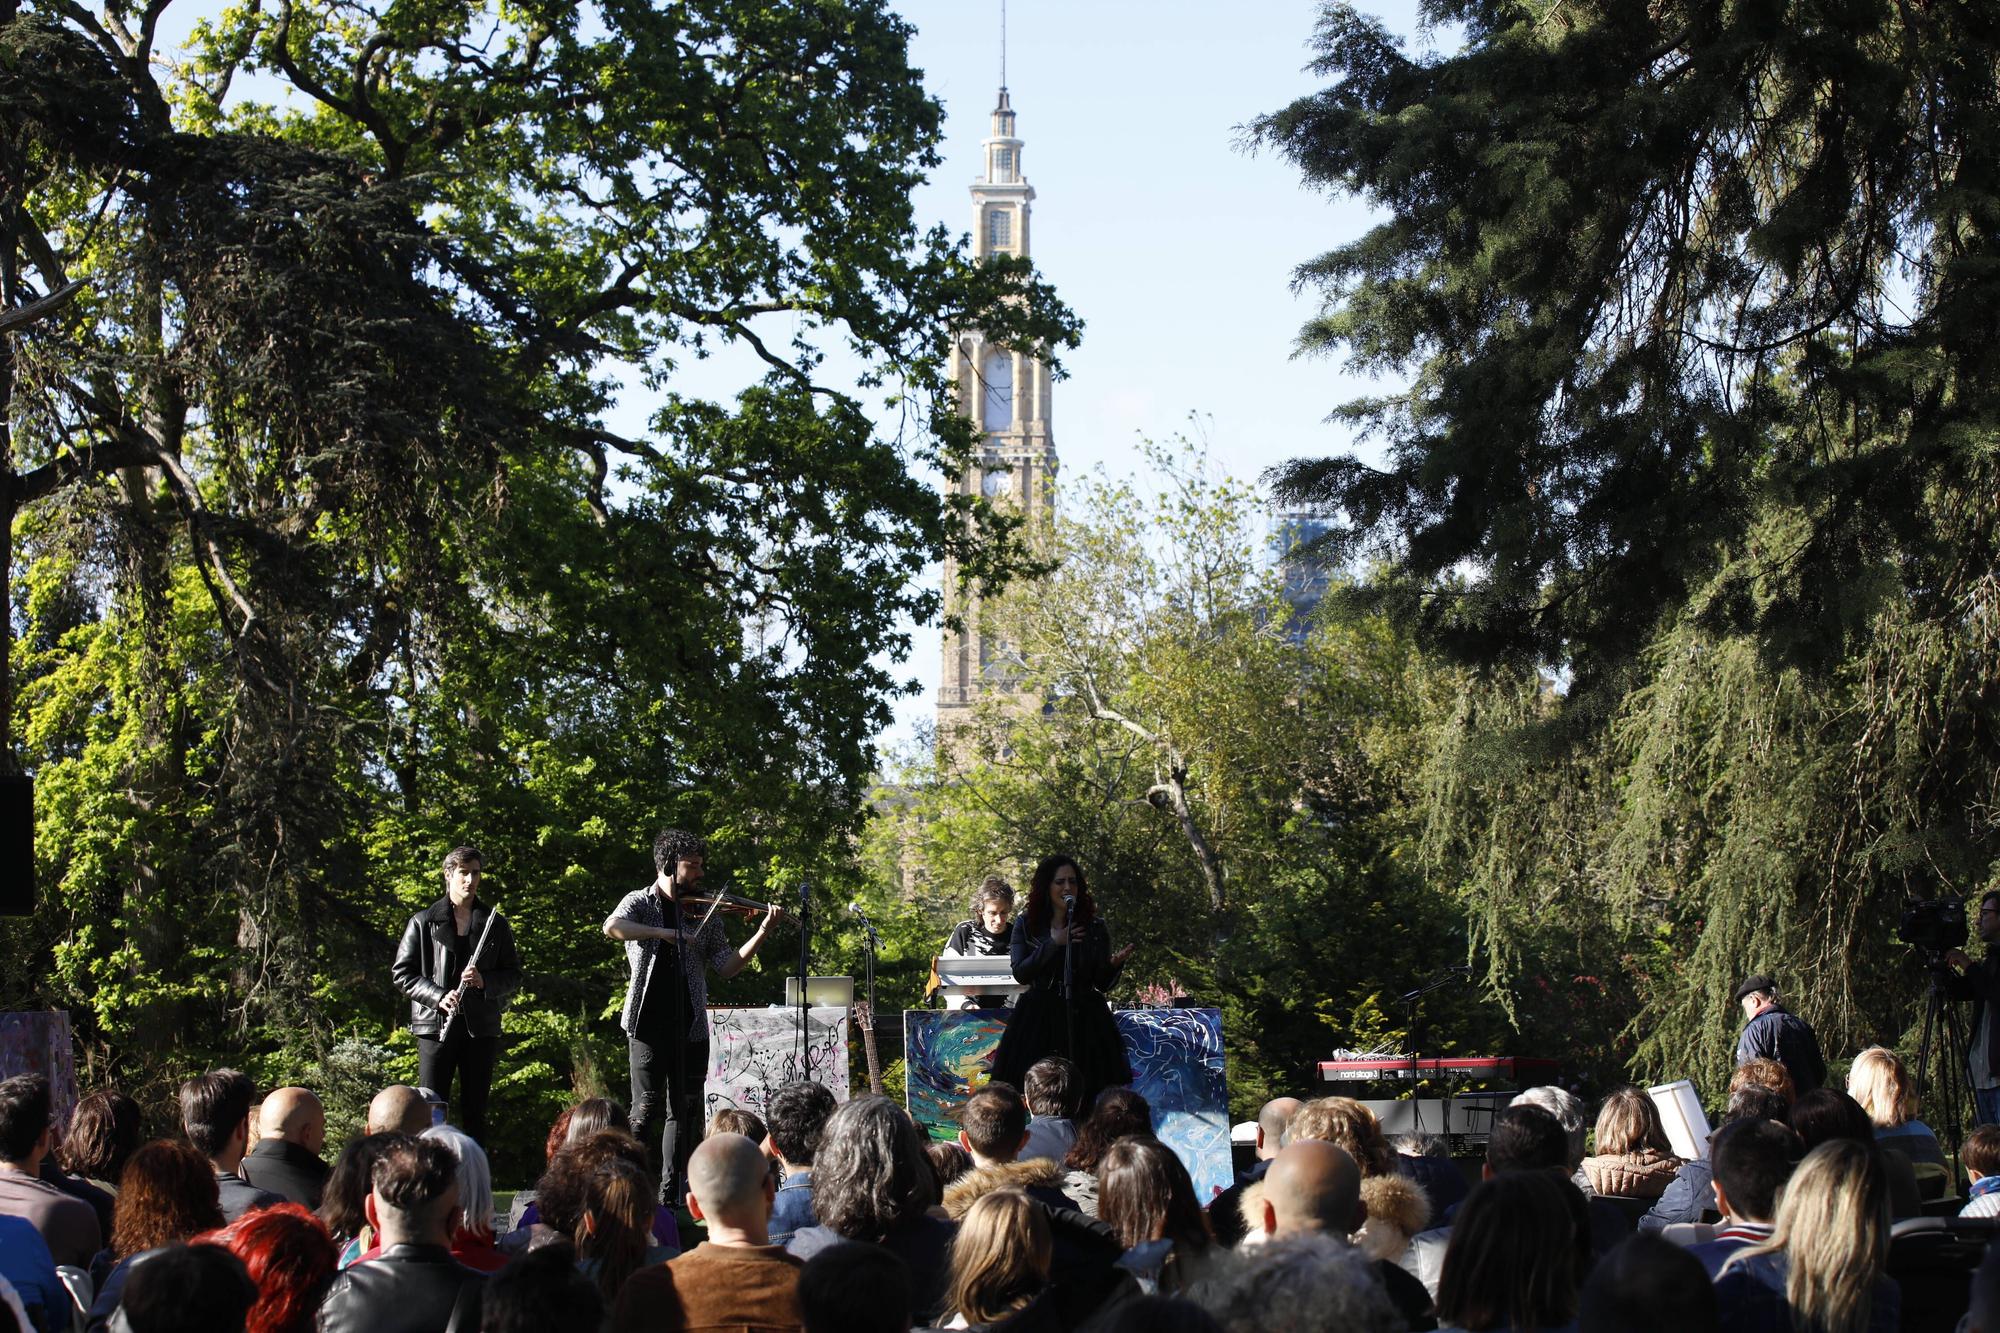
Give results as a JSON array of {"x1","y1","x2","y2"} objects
[{"x1": 1899, "y1": 897, "x2": 1969, "y2": 959}]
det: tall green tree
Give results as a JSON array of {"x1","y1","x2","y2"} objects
[
  {"x1": 1, "y1": 0, "x2": 1075, "y2": 1173},
  {"x1": 1252, "y1": 0, "x2": 2000, "y2": 1095}
]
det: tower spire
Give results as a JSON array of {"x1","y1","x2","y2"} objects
[{"x1": 1000, "y1": 0, "x2": 1007, "y2": 91}]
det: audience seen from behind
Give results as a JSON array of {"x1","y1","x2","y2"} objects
[
  {"x1": 784, "y1": 1095, "x2": 957, "y2": 1326},
  {"x1": 363, "y1": 1087, "x2": 433, "y2": 1138},
  {"x1": 319, "y1": 1132, "x2": 403, "y2": 1266},
  {"x1": 943, "y1": 1084, "x2": 1078, "y2": 1218},
  {"x1": 179, "y1": 1071, "x2": 283, "y2": 1223},
  {"x1": 1713, "y1": 1137, "x2": 1898, "y2": 1333},
  {"x1": 315, "y1": 1135, "x2": 485, "y2": 1333},
  {"x1": 1060, "y1": 1088, "x2": 1155, "y2": 1218},
  {"x1": 1077, "y1": 1292, "x2": 1225, "y2": 1333},
  {"x1": 709, "y1": 1106, "x2": 768, "y2": 1145},
  {"x1": 1401, "y1": 1104, "x2": 1576, "y2": 1297},
  {"x1": 1845, "y1": 1045, "x2": 1946, "y2": 1168},
  {"x1": 1191, "y1": 1233, "x2": 1404, "y2": 1333},
  {"x1": 797, "y1": 1241, "x2": 913, "y2": 1333},
  {"x1": 1510, "y1": 1086, "x2": 1589, "y2": 1179},
  {"x1": 1276, "y1": 1097, "x2": 1432, "y2": 1262},
  {"x1": 1577, "y1": 1086, "x2": 1683, "y2": 1201},
  {"x1": 1251, "y1": 1138, "x2": 1434, "y2": 1330},
  {"x1": 613, "y1": 1132, "x2": 802, "y2": 1333},
  {"x1": 944, "y1": 1188, "x2": 1054, "y2": 1331},
  {"x1": 1098, "y1": 1137, "x2": 1213, "y2": 1295},
  {"x1": 114, "y1": 1241, "x2": 257, "y2": 1333},
  {"x1": 1963, "y1": 1124, "x2": 2000, "y2": 1218},
  {"x1": 88, "y1": 1139, "x2": 227, "y2": 1330},
  {"x1": 1788, "y1": 1088, "x2": 1921, "y2": 1218},
  {"x1": 198, "y1": 1201, "x2": 338, "y2": 1333},
  {"x1": 481, "y1": 1240, "x2": 602, "y2": 1333},
  {"x1": 1577, "y1": 1233, "x2": 1719, "y2": 1333},
  {"x1": 1434, "y1": 1169, "x2": 1592, "y2": 1333},
  {"x1": 1685, "y1": 1118, "x2": 1799, "y2": 1278},
  {"x1": 765, "y1": 1080, "x2": 838, "y2": 1245},
  {"x1": 58, "y1": 1089, "x2": 144, "y2": 1197},
  {"x1": 237, "y1": 1088, "x2": 330, "y2": 1210},
  {"x1": 574, "y1": 1154, "x2": 662, "y2": 1306},
  {"x1": 927, "y1": 1142, "x2": 974, "y2": 1192},
  {"x1": 349, "y1": 1126, "x2": 503, "y2": 1274},
  {"x1": 1638, "y1": 1078, "x2": 1791, "y2": 1233},
  {"x1": 526, "y1": 1127, "x2": 678, "y2": 1263},
  {"x1": 1205, "y1": 1096, "x2": 1300, "y2": 1247},
  {"x1": 1019, "y1": 1058, "x2": 1081, "y2": 1166},
  {"x1": 0, "y1": 1074, "x2": 103, "y2": 1269}
]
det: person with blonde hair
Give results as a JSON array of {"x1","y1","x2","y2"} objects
[
  {"x1": 1715, "y1": 1138, "x2": 1900, "y2": 1333},
  {"x1": 1578, "y1": 1087, "x2": 1683, "y2": 1200},
  {"x1": 1846, "y1": 1046, "x2": 1945, "y2": 1168},
  {"x1": 943, "y1": 1189, "x2": 1052, "y2": 1329}
]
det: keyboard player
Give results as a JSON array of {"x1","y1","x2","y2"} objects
[{"x1": 940, "y1": 877, "x2": 1016, "y2": 1009}]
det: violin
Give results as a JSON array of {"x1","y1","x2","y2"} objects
[{"x1": 680, "y1": 891, "x2": 794, "y2": 925}]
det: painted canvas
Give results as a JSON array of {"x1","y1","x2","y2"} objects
[
  {"x1": 703, "y1": 1006, "x2": 850, "y2": 1121},
  {"x1": 0, "y1": 1011, "x2": 78, "y2": 1130},
  {"x1": 903, "y1": 1009, "x2": 1008, "y2": 1140},
  {"x1": 903, "y1": 1006, "x2": 1230, "y2": 1201},
  {"x1": 1117, "y1": 1007, "x2": 1230, "y2": 1202}
]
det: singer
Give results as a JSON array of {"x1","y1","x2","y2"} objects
[
  {"x1": 391, "y1": 845, "x2": 522, "y2": 1146},
  {"x1": 990, "y1": 855, "x2": 1137, "y2": 1112}
]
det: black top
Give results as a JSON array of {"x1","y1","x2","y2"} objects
[
  {"x1": 1010, "y1": 916, "x2": 1123, "y2": 997},
  {"x1": 239, "y1": 1138, "x2": 331, "y2": 1210},
  {"x1": 946, "y1": 918, "x2": 1010, "y2": 956},
  {"x1": 634, "y1": 898, "x2": 701, "y2": 1046},
  {"x1": 317, "y1": 1242, "x2": 486, "y2": 1333}
]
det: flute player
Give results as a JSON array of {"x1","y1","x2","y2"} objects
[{"x1": 391, "y1": 844, "x2": 522, "y2": 1146}]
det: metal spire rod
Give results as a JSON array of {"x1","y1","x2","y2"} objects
[{"x1": 1000, "y1": 0, "x2": 1007, "y2": 89}]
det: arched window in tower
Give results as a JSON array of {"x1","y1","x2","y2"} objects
[
  {"x1": 981, "y1": 350, "x2": 1012, "y2": 431},
  {"x1": 987, "y1": 208, "x2": 1012, "y2": 251}
]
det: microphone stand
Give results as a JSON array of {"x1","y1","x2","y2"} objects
[
  {"x1": 1062, "y1": 894, "x2": 1078, "y2": 1071},
  {"x1": 796, "y1": 879, "x2": 812, "y2": 1068},
  {"x1": 1400, "y1": 968, "x2": 1469, "y2": 1139}
]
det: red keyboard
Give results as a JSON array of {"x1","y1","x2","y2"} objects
[{"x1": 1317, "y1": 1056, "x2": 1559, "y2": 1083}]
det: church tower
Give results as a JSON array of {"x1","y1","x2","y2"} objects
[{"x1": 936, "y1": 86, "x2": 1057, "y2": 738}]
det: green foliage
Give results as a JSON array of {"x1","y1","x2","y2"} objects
[
  {"x1": 2, "y1": 0, "x2": 1074, "y2": 1182},
  {"x1": 862, "y1": 442, "x2": 1512, "y2": 1118},
  {"x1": 1251, "y1": 0, "x2": 2000, "y2": 1110}
]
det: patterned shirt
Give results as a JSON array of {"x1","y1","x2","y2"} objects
[{"x1": 607, "y1": 885, "x2": 737, "y2": 1043}]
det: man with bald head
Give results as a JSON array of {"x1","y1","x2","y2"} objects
[
  {"x1": 1208, "y1": 1095, "x2": 1304, "y2": 1245},
  {"x1": 1260, "y1": 1139, "x2": 1364, "y2": 1238},
  {"x1": 611, "y1": 1132, "x2": 804, "y2": 1332},
  {"x1": 240, "y1": 1087, "x2": 330, "y2": 1208},
  {"x1": 367, "y1": 1085, "x2": 434, "y2": 1137},
  {"x1": 1256, "y1": 1140, "x2": 1436, "y2": 1329}
]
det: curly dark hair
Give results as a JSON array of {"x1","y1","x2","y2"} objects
[
  {"x1": 812, "y1": 1096, "x2": 936, "y2": 1243},
  {"x1": 1023, "y1": 855, "x2": 1097, "y2": 934},
  {"x1": 652, "y1": 828, "x2": 706, "y2": 877},
  {"x1": 60, "y1": 1089, "x2": 144, "y2": 1182}
]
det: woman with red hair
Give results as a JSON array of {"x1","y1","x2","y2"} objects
[{"x1": 198, "y1": 1203, "x2": 338, "y2": 1333}]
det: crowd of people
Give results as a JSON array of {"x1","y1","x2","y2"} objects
[{"x1": 6, "y1": 988, "x2": 2000, "y2": 1332}]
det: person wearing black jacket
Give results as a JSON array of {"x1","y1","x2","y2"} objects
[
  {"x1": 990, "y1": 857, "x2": 1136, "y2": 1116},
  {"x1": 1945, "y1": 888, "x2": 2000, "y2": 1126},
  {"x1": 391, "y1": 846, "x2": 522, "y2": 1148},
  {"x1": 319, "y1": 1136, "x2": 485, "y2": 1333}
]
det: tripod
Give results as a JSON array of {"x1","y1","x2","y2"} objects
[{"x1": 1915, "y1": 954, "x2": 1973, "y2": 1190}]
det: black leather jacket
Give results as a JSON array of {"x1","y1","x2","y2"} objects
[
  {"x1": 316, "y1": 1242, "x2": 484, "y2": 1333},
  {"x1": 391, "y1": 898, "x2": 522, "y2": 1038}
]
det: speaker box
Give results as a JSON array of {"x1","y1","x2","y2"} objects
[{"x1": 0, "y1": 774, "x2": 32, "y2": 916}]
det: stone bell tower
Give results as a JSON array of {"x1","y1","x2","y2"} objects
[{"x1": 936, "y1": 85, "x2": 1058, "y2": 740}]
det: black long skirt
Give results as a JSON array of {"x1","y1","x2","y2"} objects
[{"x1": 990, "y1": 987, "x2": 1132, "y2": 1110}]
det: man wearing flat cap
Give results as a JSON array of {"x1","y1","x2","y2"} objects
[{"x1": 1733, "y1": 973, "x2": 1826, "y2": 1094}]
